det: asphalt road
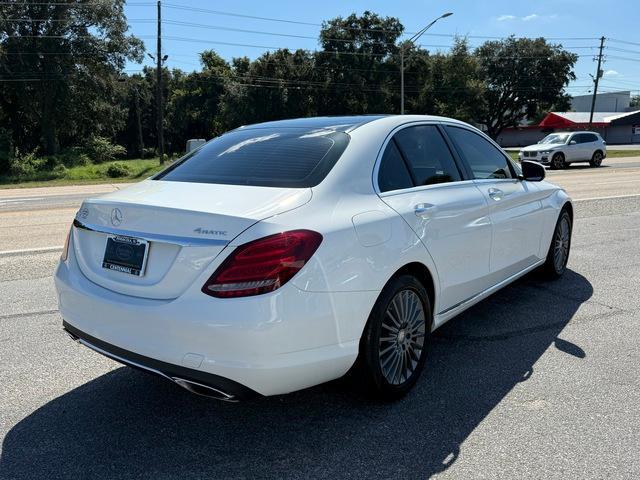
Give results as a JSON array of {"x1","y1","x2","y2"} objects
[{"x1": 1, "y1": 171, "x2": 639, "y2": 478}]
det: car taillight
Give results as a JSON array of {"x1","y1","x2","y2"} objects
[
  {"x1": 202, "y1": 230, "x2": 322, "y2": 298},
  {"x1": 61, "y1": 225, "x2": 72, "y2": 262}
]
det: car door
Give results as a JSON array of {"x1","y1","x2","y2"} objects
[
  {"x1": 582, "y1": 133, "x2": 598, "y2": 159},
  {"x1": 376, "y1": 123, "x2": 493, "y2": 314},
  {"x1": 443, "y1": 125, "x2": 545, "y2": 284},
  {"x1": 565, "y1": 133, "x2": 582, "y2": 162}
]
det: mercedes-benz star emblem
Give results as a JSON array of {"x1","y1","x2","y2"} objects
[{"x1": 110, "y1": 208, "x2": 123, "y2": 226}]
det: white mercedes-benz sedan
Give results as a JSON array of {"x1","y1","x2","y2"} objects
[{"x1": 55, "y1": 115, "x2": 573, "y2": 401}]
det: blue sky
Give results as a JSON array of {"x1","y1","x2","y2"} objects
[{"x1": 123, "y1": 0, "x2": 640, "y2": 98}]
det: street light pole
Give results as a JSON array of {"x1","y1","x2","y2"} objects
[
  {"x1": 400, "y1": 51, "x2": 405, "y2": 115},
  {"x1": 400, "y1": 12, "x2": 453, "y2": 114}
]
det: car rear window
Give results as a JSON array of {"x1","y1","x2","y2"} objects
[{"x1": 154, "y1": 127, "x2": 350, "y2": 188}]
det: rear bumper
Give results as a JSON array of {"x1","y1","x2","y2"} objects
[
  {"x1": 55, "y1": 244, "x2": 376, "y2": 396},
  {"x1": 63, "y1": 321, "x2": 257, "y2": 401}
]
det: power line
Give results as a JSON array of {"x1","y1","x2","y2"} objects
[
  {"x1": 138, "y1": 35, "x2": 595, "y2": 59},
  {"x1": 0, "y1": 1, "x2": 154, "y2": 5},
  {"x1": 163, "y1": 3, "x2": 320, "y2": 28},
  {"x1": 156, "y1": 19, "x2": 602, "y2": 51},
  {"x1": 607, "y1": 55, "x2": 640, "y2": 63},
  {"x1": 159, "y1": 19, "x2": 449, "y2": 49},
  {"x1": 2, "y1": 17, "x2": 156, "y2": 22},
  {"x1": 608, "y1": 38, "x2": 640, "y2": 48},
  {"x1": 607, "y1": 46, "x2": 640, "y2": 56},
  {"x1": 161, "y1": 3, "x2": 602, "y2": 42}
]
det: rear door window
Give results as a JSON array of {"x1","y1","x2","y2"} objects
[
  {"x1": 155, "y1": 128, "x2": 350, "y2": 188},
  {"x1": 393, "y1": 125, "x2": 462, "y2": 186}
]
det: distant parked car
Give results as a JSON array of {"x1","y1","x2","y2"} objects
[{"x1": 518, "y1": 131, "x2": 607, "y2": 169}]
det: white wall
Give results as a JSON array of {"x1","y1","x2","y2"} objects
[{"x1": 571, "y1": 92, "x2": 630, "y2": 113}]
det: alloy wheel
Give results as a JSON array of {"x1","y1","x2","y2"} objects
[
  {"x1": 378, "y1": 289, "x2": 426, "y2": 385},
  {"x1": 554, "y1": 216, "x2": 571, "y2": 272},
  {"x1": 552, "y1": 154, "x2": 564, "y2": 169},
  {"x1": 592, "y1": 152, "x2": 603, "y2": 167}
]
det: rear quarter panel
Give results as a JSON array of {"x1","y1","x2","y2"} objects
[{"x1": 534, "y1": 181, "x2": 572, "y2": 258}]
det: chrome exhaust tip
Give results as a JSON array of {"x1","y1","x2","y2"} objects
[{"x1": 172, "y1": 377, "x2": 238, "y2": 402}]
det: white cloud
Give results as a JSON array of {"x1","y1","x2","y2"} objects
[
  {"x1": 604, "y1": 70, "x2": 619, "y2": 76},
  {"x1": 496, "y1": 13, "x2": 557, "y2": 22}
]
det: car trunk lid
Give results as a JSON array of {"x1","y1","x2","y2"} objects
[{"x1": 71, "y1": 180, "x2": 312, "y2": 299}]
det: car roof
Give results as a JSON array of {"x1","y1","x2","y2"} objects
[
  {"x1": 236, "y1": 114, "x2": 475, "y2": 133},
  {"x1": 551, "y1": 131, "x2": 599, "y2": 135},
  {"x1": 236, "y1": 115, "x2": 389, "y2": 133}
]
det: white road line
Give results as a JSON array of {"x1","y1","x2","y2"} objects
[
  {"x1": 0, "y1": 197, "x2": 44, "y2": 204},
  {"x1": 0, "y1": 245, "x2": 63, "y2": 256},
  {"x1": 574, "y1": 193, "x2": 640, "y2": 202}
]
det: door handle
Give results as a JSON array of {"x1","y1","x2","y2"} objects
[
  {"x1": 488, "y1": 188, "x2": 504, "y2": 201},
  {"x1": 414, "y1": 203, "x2": 437, "y2": 219}
]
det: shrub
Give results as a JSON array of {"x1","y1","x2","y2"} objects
[
  {"x1": 8, "y1": 150, "x2": 46, "y2": 177},
  {"x1": 86, "y1": 136, "x2": 126, "y2": 163},
  {"x1": 142, "y1": 147, "x2": 156, "y2": 159},
  {"x1": 57, "y1": 147, "x2": 90, "y2": 167},
  {"x1": 52, "y1": 164, "x2": 67, "y2": 178},
  {"x1": 106, "y1": 162, "x2": 130, "y2": 178}
]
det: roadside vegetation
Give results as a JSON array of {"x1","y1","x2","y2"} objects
[{"x1": 0, "y1": 157, "x2": 167, "y2": 188}]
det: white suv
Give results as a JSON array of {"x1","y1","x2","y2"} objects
[{"x1": 518, "y1": 131, "x2": 606, "y2": 169}]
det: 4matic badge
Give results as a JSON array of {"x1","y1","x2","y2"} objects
[{"x1": 193, "y1": 227, "x2": 227, "y2": 236}]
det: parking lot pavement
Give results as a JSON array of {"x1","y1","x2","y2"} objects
[{"x1": 0, "y1": 195, "x2": 639, "y2": 479}]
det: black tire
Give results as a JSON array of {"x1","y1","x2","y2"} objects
[
  {"x1": 356, "y1": 274, "x2": 431, "y2": 400},
  {"x1": 590, "y1": 150, "x2": 603, "y2": 167},
  {"x1": 541, "y1": 209, "x2": 572, "y2": 279},
  {"x1": 550, "y1": 152, "x2": 566, "y2": 170}
]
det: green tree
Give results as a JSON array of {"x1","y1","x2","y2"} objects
[
  {"x1": 219, "y1": 49, "x2": 316, "y2": 129},
  {"x1": 315, "y1": 11, "x2": 402, "y2": 115},
  {"x1": 631, "y1": 95, "x2": 640, "y2": 108},
  {"x1": 474, "y1": 36, "x2": 577, "y2": 138},
  {"x1": 428, "y1": 39, "x2": 484, "y2": 122},
  {"x1": 165, "y1": 50, "x2": 230, "y2": 147},
  {"x1": 0, "y1": 0, "x2": 143, "y2": 155}
]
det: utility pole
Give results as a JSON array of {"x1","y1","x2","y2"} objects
[
  {"x1": 133, "y1": 85, "x2": 144, "y2": 159},
  {"x1": 156, "y1": 0, "x2": 165, "y2": 164},
  {"x1": 400, "y1": 51, "x2": 405, "y2": 115},
  {"x1": 588, "y1": 36, "x2": 606, "y2": 129}
]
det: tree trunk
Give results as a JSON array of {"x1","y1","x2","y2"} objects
[{"x1": 40, "y1": 94, "x2": 58, "y2": 155}]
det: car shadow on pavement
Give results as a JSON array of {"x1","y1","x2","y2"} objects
[{"x1": 0, "y1": 270, "x2": 592, "y2": 480}]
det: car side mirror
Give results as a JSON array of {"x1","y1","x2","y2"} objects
[
  {"x1": 520, "y1": 160, "x2": 545, "y2": 182},
  {"x1": 569, "y1": 140, "x2": 577, "y2": 145}
]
